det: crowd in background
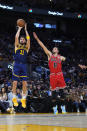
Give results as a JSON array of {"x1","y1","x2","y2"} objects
[{"x1": 0, "y1": 76, "x2": 87, "y2": 113}]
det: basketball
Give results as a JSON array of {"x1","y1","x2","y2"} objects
[{"x1": 17, "y1": 19, "x2": 25, "y2": 27}]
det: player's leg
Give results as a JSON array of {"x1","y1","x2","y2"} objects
[
  {"x1": 56, "y1": 74, "x2": 66, "y2": 113},
  {"x1": 56, "y1": 73, "x2": 66, "y2": 89},
  {"x1": 50, "y1": 74, "x2": 57, "y2": 99},
  {"x1": 12, "y1": 81, "x2": 18, "y2": 107},
  {"x1": 56, "y1": 73, "x2": 66, "y2": 98},
  {"x1": 21, "y1": 81, "x2": 27, "y2": 108},
  {"x1": 13, "y1": 81, "x2": 17, "y2": 95},
  {"x1": 12, "y1": 63, "x2": 20, "y2": 107},
  {"x1": 22, "y1": 80, "x2": 27, "y2": 95},
  {"x1": 20, "y1": 64, "x2": 28, "y2": 108},
  {"x1": 50, "y1": 74, "x2": 56, "y2": 91}
]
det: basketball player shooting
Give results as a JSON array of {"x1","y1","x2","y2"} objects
[
  {"x1": 12, "y1": 21, "x2": 30, "y2": 108},
  {"x1": 33, "y1": 32, "x2": 66, "y2": 97}
]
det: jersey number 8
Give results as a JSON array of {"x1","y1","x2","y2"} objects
[{"x1": 54, "y1": 62, "x2": 57, "y2": 68}]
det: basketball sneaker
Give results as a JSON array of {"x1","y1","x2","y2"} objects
[
  {"x1": 12, "y1": 97, "x2": 18, "y2": 107},
  {"x1": 7, "y1": 108, "x2": 15, "y2": 114},
  {"x1": 21, "y1": 99, "x2": 26, "y2": 108},
  {"x1": 53, "y1": 105, "x2": 58, "y2": 115}
]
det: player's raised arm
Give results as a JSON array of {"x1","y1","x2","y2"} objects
[
  {"x1": 25, "y1": 23, "x2": 30, "y2": 52},
  {"x1": 78, "y1": 64, "x2": 87, "y2": 69},
  {"x1": 33, "y1": 32, "x2": 52, "y2": 58},
  {"x1": 60, "y1": 56, "x2": 66, "y2": 61},
  {"x1": 15, "y1": 26, "x2": 22, "y2": 47}
]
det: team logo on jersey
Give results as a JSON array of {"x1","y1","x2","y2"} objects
[{"x1": 51, "y1": 58, "x2": 61, "y2": 63}]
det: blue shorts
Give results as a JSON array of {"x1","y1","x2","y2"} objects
[{"x1": 12, "y1": 62, "x2": 28, "y2": 81}]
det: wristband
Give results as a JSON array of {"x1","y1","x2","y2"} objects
[{"x1": 26, "y1": 36, "x2": 30, "y2": 40}]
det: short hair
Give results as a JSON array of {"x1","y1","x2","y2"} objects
[
  {"x1": 53, "y1": 47, "x2": 58, "y2": 49},
  {"x1": 52, "y1": 47, "x2": 59, "y2": 51}
]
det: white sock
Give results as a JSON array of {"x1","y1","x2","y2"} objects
[
  {"x1": 22, "y1": 94, "x2": 27, "y2": 99},
  {"x1": 13, "y1": 94, "x2": 16, "y2": 98},
  {"x1": 22, "y1": 91, "x2": 27, "y2": 99}
]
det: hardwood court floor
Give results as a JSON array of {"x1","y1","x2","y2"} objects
[{"x1": 0, "y1": 113, "x2": 87, "y2": 131}]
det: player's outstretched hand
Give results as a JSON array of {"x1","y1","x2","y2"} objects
[
  {"x1": 78, "y1": 64, "x2": 83, "y2": 69},
  {"x1": 33, "y1": 32, "x2": 38, "y2": 40},
  {"x1": 78, "y1": 64, "x2": 86, "y2": 69}
]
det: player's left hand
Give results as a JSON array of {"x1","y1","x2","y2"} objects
[
  {"x1": 78, "y1": 64, "x2": 83, "y2": 69},
  {"x1": 78, "y1": 64, "x2": 86, "y2": 69}
]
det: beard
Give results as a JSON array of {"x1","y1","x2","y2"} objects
[
  {"x1": 52, "y1": 51, "x2": 58, "y2": 54},
  {"x1": 20, "y1": 42, "x2": 26, "y2": 45}
]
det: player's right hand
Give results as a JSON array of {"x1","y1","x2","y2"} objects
[
  {"x1": 17, "y1": 26, "x2": 23, "y2": 30},
  {"x1": 78, "y1": 64, "x2": 86, "y2": 69},
  {"x1": 78, "y1": 64, "x2": 83, "y2": 69}
]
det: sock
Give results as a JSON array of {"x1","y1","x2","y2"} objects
[
  {"x1": 13, "y1": 94, "x2": 16, "y2": 98},
  {"x1": 22, "y1": 94, "x2": 27, "y2": 99},
  {"x1": 22, "y1": 91, "x2": 28, "y2": 99}
]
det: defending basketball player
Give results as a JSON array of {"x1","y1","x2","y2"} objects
[
  {"x1": 12, "y1": 22, "x2": 30, "y2": 108},
  {"x1": 33, "y1": 32, "x2": 66, "y2": 93}
]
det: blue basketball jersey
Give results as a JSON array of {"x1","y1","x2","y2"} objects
[{"x1": 13, "y1": 45, "x2": 28, "y2": 63}]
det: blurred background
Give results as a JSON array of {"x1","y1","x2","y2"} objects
[{"x1": 0, "y1": 0, "x2": 87, "y2": 113}]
